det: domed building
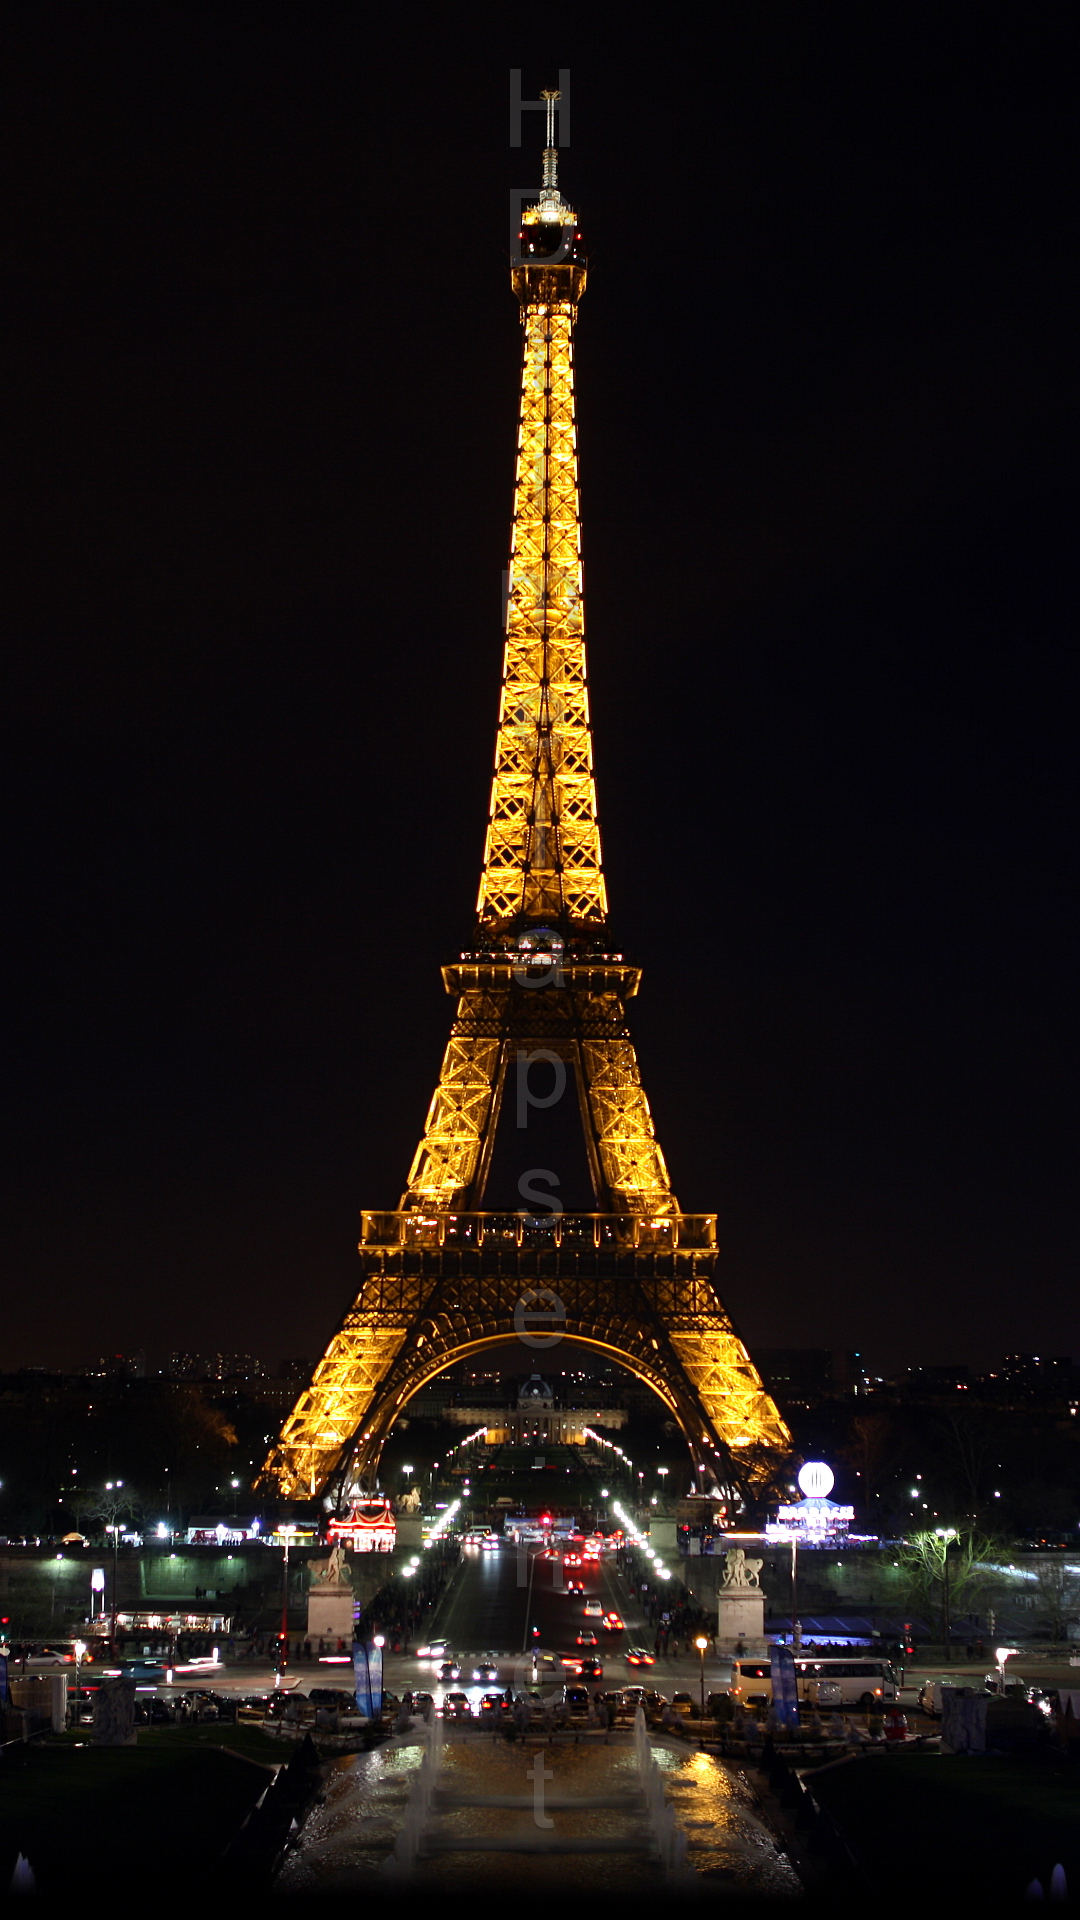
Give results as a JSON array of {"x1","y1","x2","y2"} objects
[{"x1": 447, "y1": 1371, "x2": 627, "y2": 1444}]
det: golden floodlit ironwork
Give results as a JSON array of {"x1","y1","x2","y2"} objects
[{"x1": 262, "y1": 100, "x2": 789, "y2": 1502}]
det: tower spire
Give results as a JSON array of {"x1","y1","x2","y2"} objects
[
  {"x1": 477, "y1": 113, "x2": 601, "y2": 933},
  {"x1": 541, "y1": 86, "x2": 560, "y2": 197}
]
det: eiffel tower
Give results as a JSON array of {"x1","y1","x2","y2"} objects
[{"x1": 262, "y1": 97, "x2": 789, "y2": 1504}]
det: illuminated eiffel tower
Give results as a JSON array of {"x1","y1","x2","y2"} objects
[{"x1": 262, "y1": 97, "x2": 789, "y2": 1503}]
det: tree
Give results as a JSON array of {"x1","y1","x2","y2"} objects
[
  {"x1": 1029, "y1": 1558, "x2": 1080, "y2": 1644},
  {"x1": 897, "y1": 1527, "x2": 1005, "y2": 1652}
]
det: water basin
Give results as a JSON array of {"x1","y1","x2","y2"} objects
[{"x1": 275, "y1": 1728, "x2": 802, "y2": 1898}]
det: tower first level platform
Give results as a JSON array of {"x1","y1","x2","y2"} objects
[{"x1": 269, "y1": 1210, "x2": 790, "y2": 1501}]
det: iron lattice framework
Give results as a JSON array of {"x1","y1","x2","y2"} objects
[{"x1": 262, "y1": 110, "x2": 789, "y2": 1501}]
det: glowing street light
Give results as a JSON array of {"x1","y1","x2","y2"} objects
[
  {"x1": 936, "y1": 1527, "x2": 958, "y2": 1662},
  {"x1": 695, "y1": 1634, "x2": 709, "y2": 1721}
]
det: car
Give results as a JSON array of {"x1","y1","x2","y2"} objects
[
  {"x1": 562, "y1": 1684, "x2": 590, "y2": 1713},
  {"x1": 412, "y1": 1691, "x2": 435, "y2": 1713},
  {"x1": 235, "y1": 1694, "x2": 277, "y2": 1722},
  {"x1": 602, "y1": 1613, "x2": 624, "y2": 1631},
  {"x1": 583, "y1": 1601, "x2": 603, "y2": 1617},
  {"x1": 563, "y1": 1553, "x2": 582, "y2": 1567},
  {"x1": 575, "y1": 1630, "x2": 599, "y2": 1647},
  {"x1": 670, "y1": 1692, "x2": 694, "y2": 1716},
  {"x1": 417, "y1": 1638, "x2": 451, "y2": 1659},
  {"x1": 69, "y1": 1686, "x2": 102, "y2": 1725},
  {"x1": 565, "y1": 1580, "x2": 585, "y2": 1595},
  {"x1": 266, "y1": 1692, "x2": 311, "y2": 1722},
  {"x1": 917, "y1": 1679, "x2": 947, "y2": 1717},
  {"x1": 117, "y1": 1658, "x2": 172, "y2": 1681},
  {"x1": 175, "y1": 1690, "x2": 224, "y2": 1721},
  {"x1": 982, "y1": 1677, "x2": 1054, "y2": 1718},
  {"x1": 438, "y1": 1659, "x2": 461, "y2": 1681},
  {"x1": 308, "y1": 1687, "x2": 356, "y2": 1709},
  {"x1": 472, "y1": 1659, "x2": 499, "y2": 1683},
  {"x1": 27, "y1": 1646, "x2": 77, "y2": 1668},
  {"x1": 443, "y1": 1691, "x2": 472, "y2": 1719},
  {"x1": 478, "y1": 1691, "x2": 506, "y2": 1718},
  {"x1": 134, "y1": 1696, "x2": 176, "y2": 1726},
  {"x1": 626, "y1": 1647, "x2": 656, "y2": 1667},
  {"x1": 576, "y1": 1658, "x2": 603, "y2": 1679},
  {"x1": 624, "y1": 1686, "x2": 668, "y2": 1713}
]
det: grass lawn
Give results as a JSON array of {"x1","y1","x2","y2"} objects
[
  {"x1": 0, "y1": 1726, "x2": 295, "y2": 1895},
  {"x1": 808, "y1": 1751, "x2": 1080, "y2": 1905}
]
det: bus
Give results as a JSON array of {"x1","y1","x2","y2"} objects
[
  {"x1": 793, "y1": 1656, "x2": 899, "y2": 1709},
  {"x1": 726, "y1": 1656, "x2": 899, "y2": 1710}
]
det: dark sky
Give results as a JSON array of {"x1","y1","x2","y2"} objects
[{"x1": 4, "y1": 15, "x2": 1076, "y2": 1379}]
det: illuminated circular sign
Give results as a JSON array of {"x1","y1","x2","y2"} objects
[{"x1": 797, "y1": 1461, "x2": 835, "y2": 1499}]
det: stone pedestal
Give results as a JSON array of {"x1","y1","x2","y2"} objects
[
  {"x1": 306, "y1": 1544, "x2": 355, "y2": 1646},
  {"x1": 716, "y1": 1586, "x2": 767, "y2": 1656},
  {"x1": 647, "y1": 1518, "x2": 678, "y2": 1557},
  {"x1": 307, "y1": 1583, "x2": 354, "y2": 1645}
]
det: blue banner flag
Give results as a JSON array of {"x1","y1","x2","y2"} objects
[
  {"x1": 351, "y1": 1639, "x2": 384, "y2": 1721},
  {"x1": 774, "y1": 1643, "x2": 800, "y2": 1729}
]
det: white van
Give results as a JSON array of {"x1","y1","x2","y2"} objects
[{"x1": 725, "y1": 1655, "x2": 899, "y2": 1710}]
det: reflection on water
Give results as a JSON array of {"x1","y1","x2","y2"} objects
[{"x1": 275, "y1": 1730, "x2": 802, "y2": 1898}]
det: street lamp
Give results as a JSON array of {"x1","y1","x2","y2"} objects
[
  {"x1": 277, "y1": 1523, "x2": 297, "y2": 1682},
  {"x1": 72, "y1": 1638, "x2": 86, "y2": 1723},
  {"x1": 695, "y1": 1635, "x2": 709, "y2": 1724},
  {"x1": 104, "y1": 1477, "x2": 125, "y2": 1655},
  {"x1": 936, "y1": 1528, "x2": 958, "y2": 1662}
]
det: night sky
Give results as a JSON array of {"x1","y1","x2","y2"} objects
[{"x1": 5, "y1": 16, "x2": 1076, "y2": 1378}]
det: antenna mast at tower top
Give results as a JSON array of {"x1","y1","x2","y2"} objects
[{"x1": 541, "y1": 88, "x2": 560, "y2": 192}]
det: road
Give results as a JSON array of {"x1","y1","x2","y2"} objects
[
  {"x1": 121, "y1": 1540, "x2": 716, "y2": 1705},
  {"x1": 81, "y1": 1542, "x2": 1080, "y2": 1720}
]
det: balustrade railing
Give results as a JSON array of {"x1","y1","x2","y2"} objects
[{"x1": 359, "y1": 1210, "x2": 717, "y2": 1252}]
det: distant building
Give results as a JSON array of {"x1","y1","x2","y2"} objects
[
  {"x1": 755, "y1": 1350, "x2": 865, "y2": 1404},
  {"x1": 85, "y1": 1351, "x2": 147, "y2": 1380},
  {"x1": 448, "y1": 1373, "x2": 627, "y2": 1443},
  {"x1": 167, "y1": 1352, "x2": 263, "y2": 1382}
]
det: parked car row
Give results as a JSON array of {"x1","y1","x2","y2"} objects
[
  {"x1": 68, "y1": 1687, "x2": 233, "y2": 1725},
  {"x1": 917, "y1": 1676, "x2": 1055, "y2": 1719}
]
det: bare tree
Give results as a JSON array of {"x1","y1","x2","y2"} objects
[
  {"x1": 1029, "y1": 1557, "x2": 1080, "y2": 1644},
  {"x1": 897, "y1": 1528, "x2": 1006, "y2": 1652}
]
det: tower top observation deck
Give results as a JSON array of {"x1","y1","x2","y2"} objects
[{"x1": 512, "y1": 89, "x2": 587, "y2": 309}]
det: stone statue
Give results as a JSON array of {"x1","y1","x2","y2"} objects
[
  {"x1": 399, "y1": 1486, "x2": 422, "y2": 1513},
  {"x1": 722, "y1": 1547, "x2": 763, "y2": 1590},
  {"x1": 313, "y1": 1543, "x2": 351, "y2": 1588}
]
